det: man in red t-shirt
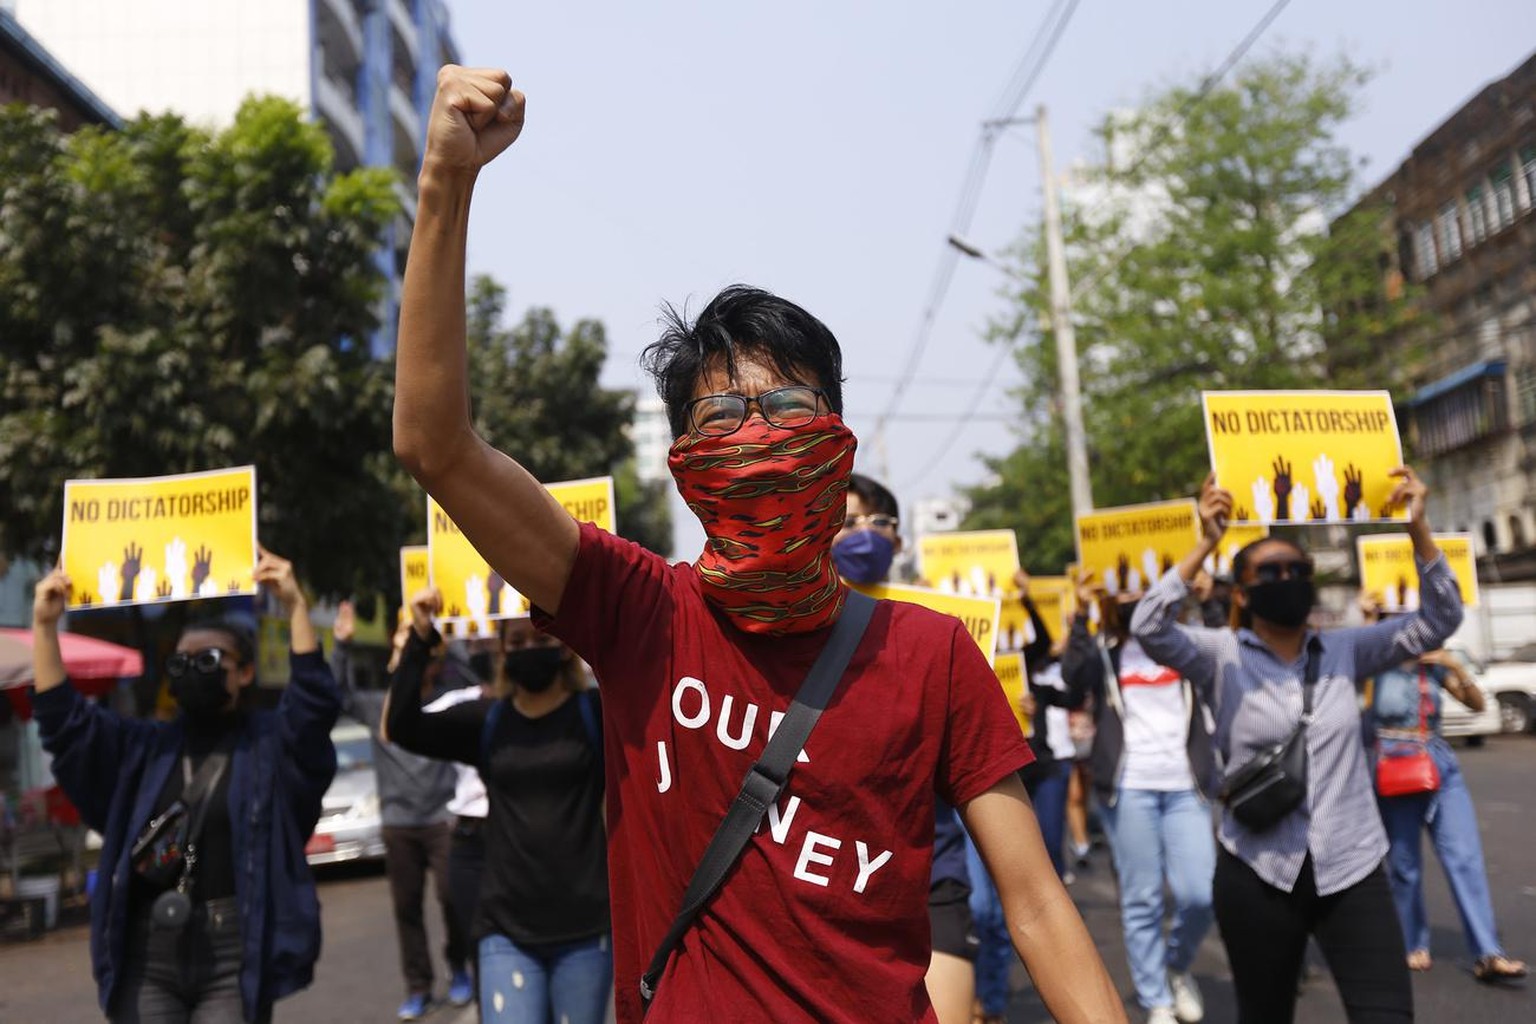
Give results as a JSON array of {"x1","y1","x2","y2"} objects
[{"x1": 393, "y1": 65, "x2": 1125, "y2": 1024}]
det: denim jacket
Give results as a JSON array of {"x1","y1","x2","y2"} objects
[{"x1": 33, "y1": 650, "x2": 340, "y2": 1021}]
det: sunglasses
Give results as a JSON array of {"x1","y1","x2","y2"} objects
[
  {"x1": 1251, "y1": 559, "x2": 1314, "y2": 584},
  {"x1": 842, "y1": 513, "x2": 899, "y2": 532},
  {"x1": 165, "y1": 648, "x2": 233, "y2": 679}
]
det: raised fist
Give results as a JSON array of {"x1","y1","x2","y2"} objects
[{"x1": 423, "y1": 65, "x2": 526, "y2": 177}]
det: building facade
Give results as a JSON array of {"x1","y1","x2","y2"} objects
[
  {"x1": 14, "y1": 0, "x2": 459, "y2": 353},
  {"x1": 1345, "y1": 51, "x2": 1536, "y2": 656},
  {"x1": 0, "y1": 6, "x2": 118, "y2": 131}
]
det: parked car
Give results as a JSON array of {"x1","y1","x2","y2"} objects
[
  {"x1": 1438, "y1": 650, "x2": 1502, "y2": 746},
  {"x1": 305, "y1": 718, "x2": 385, "y2": 866},
  {"x1": 1447, "y1": 646, "x2": 1536, "y2": 736}
]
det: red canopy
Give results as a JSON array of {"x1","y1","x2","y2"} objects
[{"x1": 1, "y1": 627, "x2": 143, "y2": 719}]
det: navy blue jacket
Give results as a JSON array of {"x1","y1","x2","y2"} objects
[{"x1": 33, "y1": 650, "x2": 340, "y2": 1021}]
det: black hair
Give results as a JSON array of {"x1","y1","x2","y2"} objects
[
  {"x1": 1230, "y1": 536, "x2": 1309, "y2": 629},
  {"x1": 641, "y1": 285, "x2": 846, "y2": 439},
  {"x1": 180, "y1": 616, "x2": 257, "y2": 666},
  {"x1": 847, "y1": 473, "x2": 899, "y2": 520}
]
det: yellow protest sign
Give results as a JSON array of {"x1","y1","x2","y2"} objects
[
  {"x1": 399, "y1": 546, "x2": 429, "y2": 624},
  {"x1": 1357, "y1": 533, "x2": 1479, "y2": 609},
  {"x1": 1076, "y1": 499, "x2": 1199, "y2": 597},
  {"x1": 850, "y1": 582, "x2": 1000, "y2": 664},
  {"x1": 992, "y1": 652, "x2": 1032, "y2": 739},
  {"x1": 916, "y1": 530, "x2": 1020, "y2": 599},
  {"x1": 61, "y1": 467, "x2": 257, "y2": 609},
  {"x1": 997, "y1": 576, "x2": 1075, "y2": 653},
  {"x1": 1203, "y1": 391, "x2": 1408, "y2": 526},
  {"x1": 1206, "y1": 523, "x2": 1270, "y2": 578},
  {"x1": 429, "y1": 476, "x2": 617, "y2": 635}
]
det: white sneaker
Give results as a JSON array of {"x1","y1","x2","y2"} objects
[
  {"x1": 1169, "y1": 971, "x2": 1204, "y2": 1023},
  {"x1": 1147, "y1": 1006, "x2": 1179, "y2": 1024}
]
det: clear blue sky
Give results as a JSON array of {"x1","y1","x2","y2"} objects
[{"x1": 450, "y1": 1, "x2": 1536, "y2": 560}]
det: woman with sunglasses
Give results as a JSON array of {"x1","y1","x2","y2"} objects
[
  {"x1": 1132, "y1": 468, "x2": 1464, "y2": 1024},
  {"x1": 29, "y1": 547, "x2": 340, "y2": 1024}
]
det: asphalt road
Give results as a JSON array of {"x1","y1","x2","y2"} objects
[{"x1": 2, "y1": 738, "x2": 1532, "y2": 1023}]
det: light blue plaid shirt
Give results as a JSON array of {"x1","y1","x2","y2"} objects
[{"x1": 1131, "y1": 555, "x2": 1463, "y2": 895}]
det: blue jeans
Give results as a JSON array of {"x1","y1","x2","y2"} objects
[
  {"x1": 1378, "y1": 739, "x2": 1504, "y2": 959},
  {"x1": 1100, "y1": 787, "x2": 1215, "y2": 1010},
  {"x1": 1031, "y1": 761, "x2": 1072, "y2": 878},
  {"x1": 478, "y1": 932, "x2": 612, "y2": 1024},
  {"x1": 965, "y1": 836, "x2": 1011, "y2": 1016}
]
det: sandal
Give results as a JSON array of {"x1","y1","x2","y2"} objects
[
  {"x1": 1405, "y1": 949, "x2": 1432, "y2": 972},
  {"x1": 1473, "y1": 955, "x2": 1527, "y2": 983}
]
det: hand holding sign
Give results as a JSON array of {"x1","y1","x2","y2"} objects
[
  {"x1": 409, "y1": 587, "x2": 444, "y2": 641},
  {"x1": 253, "y1": 545, "x2": 304, "y2": 615},
  {"x1": 1387, "y1": 465, "x2": 1427, "y2": 523},
  {"x1": 1197, "y1": 474, "x2": 1233, "y2": 545},
  {"x1": 33, "y1": 569, "x2": 71, "y2": 629}
]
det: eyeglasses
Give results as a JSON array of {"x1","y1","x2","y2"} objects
[
  {"x1": 1251, "y1": 559, "x2": 1314, "y2": 584},
  {"x1": 842, "y1": 513, "x2": 899, "y2": 532},
  {"x1": 166, "y1": 648, "x2": 233, "y2": 679},
  {"x1": 685, "y1": 385, "x2": 827, "y2": 436}
]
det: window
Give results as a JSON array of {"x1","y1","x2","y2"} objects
[
  {"x1": 1491, "y1": 163, "x2": 1515, "y2": 230},
  {"x1": 1412, "y1": 368, "x2": 1509, "y2": 456},
  {"x1": 1510, "y1": 515, "x2": 1527, "y2": 550},
  {"x1": 1413, "y1": 222, "x2": 1438, "y2": 279},
  {"x1": 1522, "y1": 146, "x2": 1536, "y2": 212},
  {"x1": 1437, "y1": 202, "x2": 1463, "y2": 262},
  {"x1": 1466, "y1": 184, "x2": 1488, "y2": 243},
  {"x1": 1483, "y1": 521, "x2": 1499, "y2": 553}
]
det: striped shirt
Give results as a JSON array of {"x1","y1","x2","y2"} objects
[{"x1": 1131, "y1": 554, "x2": 1463, "y2": 895}]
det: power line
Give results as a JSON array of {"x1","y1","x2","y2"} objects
[
  {"x1": 896, "y1": 0, "x2": 1295, "y2": 495},
  {"x1": 871, "y1": 0, "x2": 1081, "y2": 454},
  {"x1": 897, "y1": 341, "x2": 1017, "y2": 491}
]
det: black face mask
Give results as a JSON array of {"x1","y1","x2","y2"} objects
[
  {"x1": 468, "y1": 651, "x2": 495, "y2": 683},
  {"x1": 505, "y1": 646, "x2": 564, "y2": 694},
  {"x1": 171, "y1": 667, "x2": 234, "y2": 723},
  {"x1": 1244, "y1": 579, "x2": 1315, "y2": 629}
]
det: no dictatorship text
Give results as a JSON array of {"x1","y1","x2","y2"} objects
[
  {"x1": 1209, "y1": 408, "x2": 1392, "y2": 435},
  {"x1": 69, "y1": 487, "x2": 251, "y2": 523}
]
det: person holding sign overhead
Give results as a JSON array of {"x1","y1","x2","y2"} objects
[
  {"x1": 393, "y1": 65, "x2": 1121, "y2": 1024},
  {"x1": 1132, "y1": 468, "x2": 1463, "y2": 1024},
  {"x1": 29, "y1": 547, "x2": 340, "y2": 1024}
]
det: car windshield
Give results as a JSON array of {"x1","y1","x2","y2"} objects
[{"x1": 333, "y1": 734, "x2": 373, "y2": 771}]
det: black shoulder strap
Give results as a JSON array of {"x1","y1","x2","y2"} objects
[
  {"x1": 182, "y1": 743, "x2": 233, "y2": 848},
  {"x1": 639, "y1": 590, "x2": 877, "y2": 1009},
  {"x1": 1300, "y1": 635, "x2": 1323, "y2": 721}
]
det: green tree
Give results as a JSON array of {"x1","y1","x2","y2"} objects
[
  {"x1": 459, "y1": 275, "x2": 672, "y2": 556},
  {"x1": 963, "y1": 53, "x2": 1416, "y2": 569},
  {"x1": 0, "y1": 98, "x2": 404, "y2": 597}
]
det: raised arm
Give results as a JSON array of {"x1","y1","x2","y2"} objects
[
  {"x1": 384, "y1": 587, "x2": 486, "y2": 764},
  {"x1": 1060, "y1": 583, "x2": 1105, "y2": 712},
  {"x1": 1340, "y1": 467, "x2": 1465, "y2": 679},
  {"x1": 255, "y1": 548, "x2": 341, "y2": 795},
  {"x1": 1129, "y1": 475, "x2": 1230, "y2": 686},
  {"x1": 29, "y1": 569, "x2": 155, "y2": 831},
  {"x1": 393, "y1": 65, "x2": 577, "y2": 613}
]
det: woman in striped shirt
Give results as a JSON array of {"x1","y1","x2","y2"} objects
[{"x1": 1132, "y1": 467, "x2": 1463, "y2": 1024}]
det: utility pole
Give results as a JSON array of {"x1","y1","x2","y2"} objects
[{"x1": 1036, "y1": 104, "x2": 1094, "y2": 520}]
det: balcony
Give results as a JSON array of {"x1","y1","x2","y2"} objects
[
  {"x1": 315, "y1": 0, "x2": 364, "y2": 74},
  {"x1": 315, "y1": 72, "x2": 366, "y2": 172},
  {"x1": 389, "y1": 0, "x2": 420, "y2": 68},
  {"x1": 389, "y1": 82, "x2": 422, "y2": 176},
  {"x1": 1408, "y1": 360, "x2": 1510, "y2": 457}
]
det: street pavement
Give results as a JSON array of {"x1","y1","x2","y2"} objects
[{"x1": 2, "y1": 738, "x2": 1532, "y2": 1022}]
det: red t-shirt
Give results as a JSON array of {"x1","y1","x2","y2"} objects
[{"x1": 538, "y1": 523, "x2": 1033, "y2": 1023}]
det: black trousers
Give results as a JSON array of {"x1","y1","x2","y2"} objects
[
  {"x1": 111, "y1": 898, "x2": 266, "y2": 1024},
  {"x1": 1214, "y1": 847, "x2": 1413, "y2": 1024},
  {"x1": 448, "y1": 818, "x2": 486, "y2": 976},
  {"x1": 383, "y1": 821, "x2": 468, "y2": 996}
]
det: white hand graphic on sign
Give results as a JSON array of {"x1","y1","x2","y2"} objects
[
  {"x1": 164, "y1": 538, "x2": 189, "y2": 599},
  {"x1": 1252, "y1": 478, "x2": 1275, "y2": 525},
  {"x1": 97, "y1": 563, "x2": 119, "y2": 606},
  {"x1": 1312, "y1": 455, "x2": 1340, "y2": 521},
  {"x1": 1289, "y1": 482, "x2": 1311, "y2": 522},
  {"x1": 134, "y1": 567, "x2": 158, "y2": 603}
]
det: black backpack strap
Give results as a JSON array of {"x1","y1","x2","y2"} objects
[{"x1": 639, "y1": 590, "x2": 877, "y2": 1009}]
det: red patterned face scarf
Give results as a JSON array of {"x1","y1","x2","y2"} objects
[{"x1": 669, "y1": 414, "x2": 857, "y2": 634}]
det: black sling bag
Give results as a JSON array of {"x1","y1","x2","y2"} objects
[{"x1": 1219, "y1": 637, "x2": 1322, "y2": 832}]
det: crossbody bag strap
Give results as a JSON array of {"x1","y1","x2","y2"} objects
[
  {"x1": 175, "y1": 739, "x2": 233, "y2": 892},
  {"x1": 1299, "y1": 635, "x2": 1322, "y2": 724},
  {"x1": 639, "y1": 590, "x2": 878, "y2": 1009}
]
